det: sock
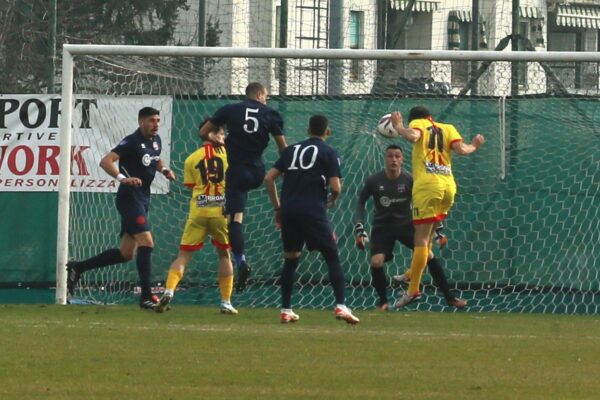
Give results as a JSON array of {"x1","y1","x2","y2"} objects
[
  {"x1": 136, "y1": 246, "x2": 153, "y2": 299},
  {"x1": 165, "y1": 268, "x2": 183, "y2": 293},
  {"x1": 370, "y1": 266, "x2": 388, "y2": 304},
  {"x1": 407, "y1": 246, "x2": 429, "y2": 295},
  {"x1": 281, "y1": 257, "x2": 299, "y2": 309},
  {"x1": 219, "y1": 275, "x2": 234, "y2": 303},
  {"x1": 228, "y1": 221, "x2": 245, "y2": 266},
  {"x1": 322, "y1": 249, "x2": 345, "y2": 305},
  {"x1": 79, "y1": 248, "x2": 127, "y2": 272},
  {"x1": 427, "y1": 257, "x2": 453, "y2": 301},
  {"x1": 233, "y1": 253, "x2": 246, "y2": 269}
]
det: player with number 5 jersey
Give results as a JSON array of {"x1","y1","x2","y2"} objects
[{"x1": 200, "y1": 82, "x2": 287, "y2": 293}]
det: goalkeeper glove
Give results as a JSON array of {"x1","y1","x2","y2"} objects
[
  {"x1": 433, "y1": 223, "x2": 448, "y2": 248},
  {"x1": 355, "y1": 223, "x2": 369, "y2": 250}
]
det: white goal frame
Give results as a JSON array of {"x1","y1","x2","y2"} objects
[{"x1": 56, "y1": 44, "x2": 600, "y2": 304}]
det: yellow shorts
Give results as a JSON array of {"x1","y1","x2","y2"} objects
[
  {"x1": 179, "y1": 216, "x2": 230, "y2": 251},
  {"x1": 412, "y1": 181, "x2": 456, "y2": 225}
]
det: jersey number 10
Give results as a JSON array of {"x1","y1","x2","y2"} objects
[{"x1": 288, "y1": 144, "x2": 318, "y2": 170}]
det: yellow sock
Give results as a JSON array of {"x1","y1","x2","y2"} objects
[
  {"x1": 166, "y1": 269, "x2": 183, "y2": 291},
  {"x1": 219, "y1": 275, "x2": 234, "y2": 302},
  {"x1": 408, "y1": 246, "x2": 429, "y2": 295}
]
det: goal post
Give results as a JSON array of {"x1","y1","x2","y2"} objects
[{"x1": 57, "y1": 45, "x2": 600, "y2": 314}]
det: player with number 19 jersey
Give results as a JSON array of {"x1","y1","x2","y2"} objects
[{"x1": 179, "y1": 142, "x2": 229, "y2": 251}]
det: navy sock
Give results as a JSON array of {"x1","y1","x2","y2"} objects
[
  {"x1": 281, "y1": 257, "x2": 299, "y2": 309},
  {"x1": 370, "y1": 266, "x2": 388, "y2": 304},
  {"x1": 228, "y1": 221, "x2": 245, "y2": 266},
  {"x1": 322, "y1": 249, "x2": 345, "y2": 305},
  {"x1": 136, "y1": 246, "x2": 153, "y2": 299},
  {"x1": 79, "y1": 248, "x2": 127, "y2": 272},
  {"x1": 427, "y1": 257, "x2": 453, "y2": 302}
]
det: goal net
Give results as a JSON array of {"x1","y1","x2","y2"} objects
[{"x1": 57, "y1": 46, "x2": 600, "y2": 314}]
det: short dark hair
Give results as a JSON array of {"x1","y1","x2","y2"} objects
[
  {"x1": 408, "y1": 106, "x2": 431, "y2": 123},
  {"x1": 309, "y1": 114, "x2": 328, "y2": 137},
  {"x1": 246, "y1": 82, "x2": 266, "y2": 99},
  {"x1": 385, "y1": 144, "x2": 403, "y2": 153},
  {"x1": 138, "y1": 107, "x2": 160, "y2": 119}
]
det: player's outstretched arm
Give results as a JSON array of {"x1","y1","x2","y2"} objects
[
  {"x1": 451, "y1": 134, "x2": 485, "y2": 155},
  {"x1": 100, "y1": 151, "x2": 142, "y2": 186},
  {"x1": 390, "y1": 111, "x2": 421, "y2": 142},
  {"x1": 264, "y1": 168, "x2": 283, "y2": 228}
]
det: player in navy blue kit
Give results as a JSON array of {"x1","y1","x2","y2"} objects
[
  {"x1": 66, "y1": 107, "x2": 176, "y2": 309},
  {"x1": 264, "y1": 114, "x2": 359, "y2": 324},
  {"x1": 354, "y1": 145, "x2": 466, "y2": 310},
  {"x1": 200, "y1": 82, "x2": 287, "y2": 293}
]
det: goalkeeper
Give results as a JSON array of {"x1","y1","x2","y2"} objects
[
  {"x1": 354, "y1": 144, "x2": 466, "y2": 310},
  {"x1": 155, "y1": 120, "x2": 237, "y2": 314}
]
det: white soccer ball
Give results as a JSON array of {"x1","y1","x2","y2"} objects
[{"x1": 377, "y1": 113, "x2": 398, "y2": 138}]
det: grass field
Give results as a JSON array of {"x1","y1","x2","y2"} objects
[{"x1": 1, "y1": 305, "x2": 600, "y2": 399}]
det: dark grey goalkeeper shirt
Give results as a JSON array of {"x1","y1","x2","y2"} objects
[{"x1": 355, "y1": 170, "x2": 414, "y2": 228}]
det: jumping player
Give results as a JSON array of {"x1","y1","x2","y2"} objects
[
  {"x1": 200, "y1": 82, "x2": 287, "y2": 293},
  {"x1": 390, "y1": 106, "x2": 484, "y2": 308}
]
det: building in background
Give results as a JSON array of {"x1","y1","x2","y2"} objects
[{"x1": 172, "y1": 0, "x2": 600, "y2": 96}]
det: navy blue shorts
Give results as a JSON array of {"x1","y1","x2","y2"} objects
[
  {"x1": 225, "y1": 164, "x2": 265, "y2": 215},
  {"x1": 370, "y1": 223, "x2": 414, "y2": 262},
  {"x1": 116, "y1": 195, "x2": 151, "y2": 237},
  {"x1": 280, "y1": 212, "x2": 338, "y2": 254}
]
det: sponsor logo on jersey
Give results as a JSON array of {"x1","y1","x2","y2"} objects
[
  {"x1": 424, "y1": 161, "x2": 451, "y2": 176},
  {"x1": 196, "y1": 194, "x2": 225, "y2": 207},
  {"x1": 380, "y1": 196, "x2": 408, "y2": 208},
  {"x1": 141, "y1": 154, "x2": 160, "y2": 166}
]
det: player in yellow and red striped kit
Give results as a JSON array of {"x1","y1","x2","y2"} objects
[{"x1": 390, "y1": 106, "x2": 485, "y2": 308}]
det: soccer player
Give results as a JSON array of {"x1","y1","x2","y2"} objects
[
  {"x1": 264, "y1": 114, "x2": 359, "y2": 325},
  {"x1": 155, "y1": 120, "x2": 237, "y2": 314},
  {"x1": 200, "y1": 82, "x2": 287, "y2": 293},
  {"x1": 354, "y1": 144, "x2": 467, "y2": 310},
  {"x1": 66, "y1": 107, "x2": 176, "y2": 309},
  {"x1": 390, "y1": 106, "x2": 484, "y2": 308}
]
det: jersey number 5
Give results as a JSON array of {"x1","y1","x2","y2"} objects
[
  {"x1": 243, "y1": 108, "x2": 259, "y2": 133},
  {"x1": 196, "y1": 157, "x2": 224, "y2": 184}
]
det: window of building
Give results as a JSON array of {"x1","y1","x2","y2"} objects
[
  {"x1": 348, "y1": 10, "x2": 364, "y2": 81},
  {"x1": 275, "y1": 6, "x2": 281, "y2": 48},
  {"x1": 516, "y1": 20, "x2": 530, "y2": 87}
]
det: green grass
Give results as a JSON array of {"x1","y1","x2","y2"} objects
[{"x1": 1, "y1": 305, "x2": 600, "y2": 399}]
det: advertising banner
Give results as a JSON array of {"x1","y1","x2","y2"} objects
[{"x1": 0, "y1": 95, "x2": 172, "y2": 192}]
